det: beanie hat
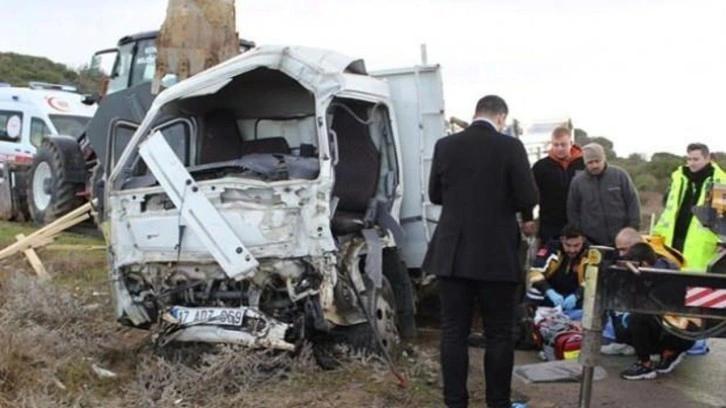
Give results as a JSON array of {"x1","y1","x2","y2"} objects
[{"x1": 582, "y1": 143, "x2": 605, "y2": 162}]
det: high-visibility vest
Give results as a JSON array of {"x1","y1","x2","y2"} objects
[
  {"x1": 652, "y1": 163, "x2": 726, "y2": 272},
  {"x1": 643, "y1": 235, "x2": 685, "y2": 268}
]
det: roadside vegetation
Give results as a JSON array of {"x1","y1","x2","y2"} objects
[{"x1": 0, "y1": 221, "x2": 442, "y2": 407}]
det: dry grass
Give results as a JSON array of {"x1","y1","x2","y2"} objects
[
  {"x1": 0, "y1": 275, "x2": 113, "y2": 407},
  {"x1": 0, "y1": 273, "x2": 444, "y2": 407},
  {"x1": 0, "y1": 221, "x2": 446, "y2": 407}
]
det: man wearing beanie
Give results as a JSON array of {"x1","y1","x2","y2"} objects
[{"x1": 566, "y1": 142, "x2": 641, "y2": 245}]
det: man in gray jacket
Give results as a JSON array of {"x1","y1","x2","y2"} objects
[{"x1": 567, "y1": 143, "x2": 641, "y2": 245}]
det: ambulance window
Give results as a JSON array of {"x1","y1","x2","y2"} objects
[
  {"x1": 30, "y1": 118, "x2": 51, "y2": 148},
  {"x1": 0, "y1": 111, "x2": 23, "y2": 143}
]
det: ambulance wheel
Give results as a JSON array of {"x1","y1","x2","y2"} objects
[{"x1": 27, "y1": 139, "x2": 84, "y2": 225}]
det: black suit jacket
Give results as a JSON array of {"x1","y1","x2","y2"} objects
[{"x1": 422, "y1": 121, "x2": 538, "y2": 282}]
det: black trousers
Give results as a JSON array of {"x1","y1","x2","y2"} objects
[
  {"x1": 439, "y1": 277, "x2": 518, "y2": 408},
  {"x1": 629, "y1": 313, "x2": 694, "y2": 361}
]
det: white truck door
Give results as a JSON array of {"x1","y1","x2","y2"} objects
[{"x1": 370, "y1": 65, "x2": 446, "y2": 272}]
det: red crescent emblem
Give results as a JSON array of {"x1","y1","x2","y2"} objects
[{"x1": 47, "y1": 96, "x2": 71, "y2": 112}]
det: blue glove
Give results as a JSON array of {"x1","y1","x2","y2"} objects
[
  {"x1": 545, "y1": 289, "x2": 565, "y2": 307},
  {"x1": 563, "y1": 294, "x2": 578, "y2": 311}
]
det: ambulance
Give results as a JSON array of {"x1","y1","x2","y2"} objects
[{"x1": 0, "y1": 82, "x2": 97, "y2": 166}]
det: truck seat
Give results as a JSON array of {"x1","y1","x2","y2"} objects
[
  {"x1": 330, "y1": 107, "x2": 380, "y2": 235},
  {"x1": 199, "y1": 109, "x2": 243, "y2": 164}
]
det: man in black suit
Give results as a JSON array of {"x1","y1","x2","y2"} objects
[{"x1": 423, "y1": 95, "x2": 538, "y2": 408}]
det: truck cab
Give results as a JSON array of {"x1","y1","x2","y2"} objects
[{"x1": 104, "y1": 45, "x2": 447, "y2": 356}]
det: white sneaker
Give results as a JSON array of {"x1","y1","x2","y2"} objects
[{"x1": 601, "y1": 342, "x2": 636, "y2": 356}]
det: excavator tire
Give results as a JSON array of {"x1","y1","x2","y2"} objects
[{"x1": 26, "y1": 137, "x2": 86, "y2": 225}]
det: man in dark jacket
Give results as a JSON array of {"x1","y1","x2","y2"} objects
[
  {"x1": 567, "y1": 143, "x2": 640, "y2": 246},
  {"x1": 423, "y1": 95, "x2": 538, "y2": 408},
  {"x1": 522, "y1": 126, "x2": 585, "y2": 245}
]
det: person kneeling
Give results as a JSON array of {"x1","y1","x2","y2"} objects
[
  {"x1": 526, "y1": 225, "x2": 589, "y2": 312},
  {"x1": 619, "y1": 243, "x2": 696, "y2": 380}
]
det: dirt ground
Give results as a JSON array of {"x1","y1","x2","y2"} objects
[{"x1": 1, "y1": 219, "x2": 724, "y2": 408}]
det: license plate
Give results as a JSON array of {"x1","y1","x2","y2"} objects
[{"x1": 171, "y1": 307, "x2": 245, "y2": 326}]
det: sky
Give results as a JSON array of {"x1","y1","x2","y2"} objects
[{"x1": 1, "y1": 0, "x2": 724, "y2": 157}]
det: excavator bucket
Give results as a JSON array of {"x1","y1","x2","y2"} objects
[{"x1": 153, "y1": 0, "x2": 240, "y2": 94}]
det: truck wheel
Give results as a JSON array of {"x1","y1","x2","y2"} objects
[
  {"x1": 383, "y1": 248, "x2": 417, "y2": 340},
  {"x1": 0, "y1": 164, "x2": 30, "y2": 222},
  {"x1": 355, "y1": 275, "x2": 401, "y2": 356},
  {"x1": 27, "y1": 140, "x2": 84, "y2": 225},
  {"x1": 314, "y1": 276, "x2": 401, "y2": 369}
]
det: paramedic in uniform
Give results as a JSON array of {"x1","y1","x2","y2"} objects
[
  {"x1": 423, "y1": 95, "x2": 538, "y2": 408},
  {"x1": 525, "y1": 225, "x2": 590, "y2": 311}
]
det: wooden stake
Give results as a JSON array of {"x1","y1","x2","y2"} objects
[
  {"x1": 0, "y1": 202, "x2": 93, "y2": 260},
  {"x1": 44, "y1": 244, "x2": 106, "y2": 251},
  {"x1": 16, "y1": 233, "x2": 50, "y2": 281}
]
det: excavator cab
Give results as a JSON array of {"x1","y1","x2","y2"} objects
[
  {"x1": 99, "y1": 32, "x2": 159, "y2": 96},
  {"x1": 89, "y1": 31, "x2": 257, "y2": 100}
]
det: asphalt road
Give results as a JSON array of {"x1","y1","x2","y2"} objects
[{"x1": 508, "y1": 338, "x2": 726, "y2": 408}]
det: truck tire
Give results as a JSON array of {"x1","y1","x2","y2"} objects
[
  {"x1": 346, "y1": 275, "x2": 401, "y2": 355},
  {"x1": 26, "y1": 138, "x2": 86, "y2": 225},
  {"x1": 0, "y1": 164, "x2": 30, "y2": 222},
  {"x1": 382, "y1": 248, "x2": 417, "y2": 340},
  {"x1": 313, "y1": 276, "x2": 401, "y2": 369}
]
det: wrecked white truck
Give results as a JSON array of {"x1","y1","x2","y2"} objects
[{"x1": 102, "y1": 46, "x2": 446, "y2": 357}]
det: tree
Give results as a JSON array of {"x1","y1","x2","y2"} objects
[
  {"x1": 574, "y1": 128, "x2": 589, "y2": 146},
  {"x1": 0, "y1": 52, "x2": 106, "y2": 95},
  {"x1": 634, "y1": 173, "x2": 658, "y2": 192},
  {"x1": 646, "y1": 153, "x2": 683, "y2": 185},
  {"x1": 628, "y1": 153, "x2": 646, "y2": 162},
  {"x1": 0, "y1": 52, "x2": 79, "y2": 87},
  {"x1": 73, "y1": 65, "x2": 106, "y2": 94},
  {"x1": 712, "y1": 152, "x2": 726, "y2": 169}
]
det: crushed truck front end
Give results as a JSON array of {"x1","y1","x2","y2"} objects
[{"x1": 104, "y1": 46, "x2": 407, "y2": 353}]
